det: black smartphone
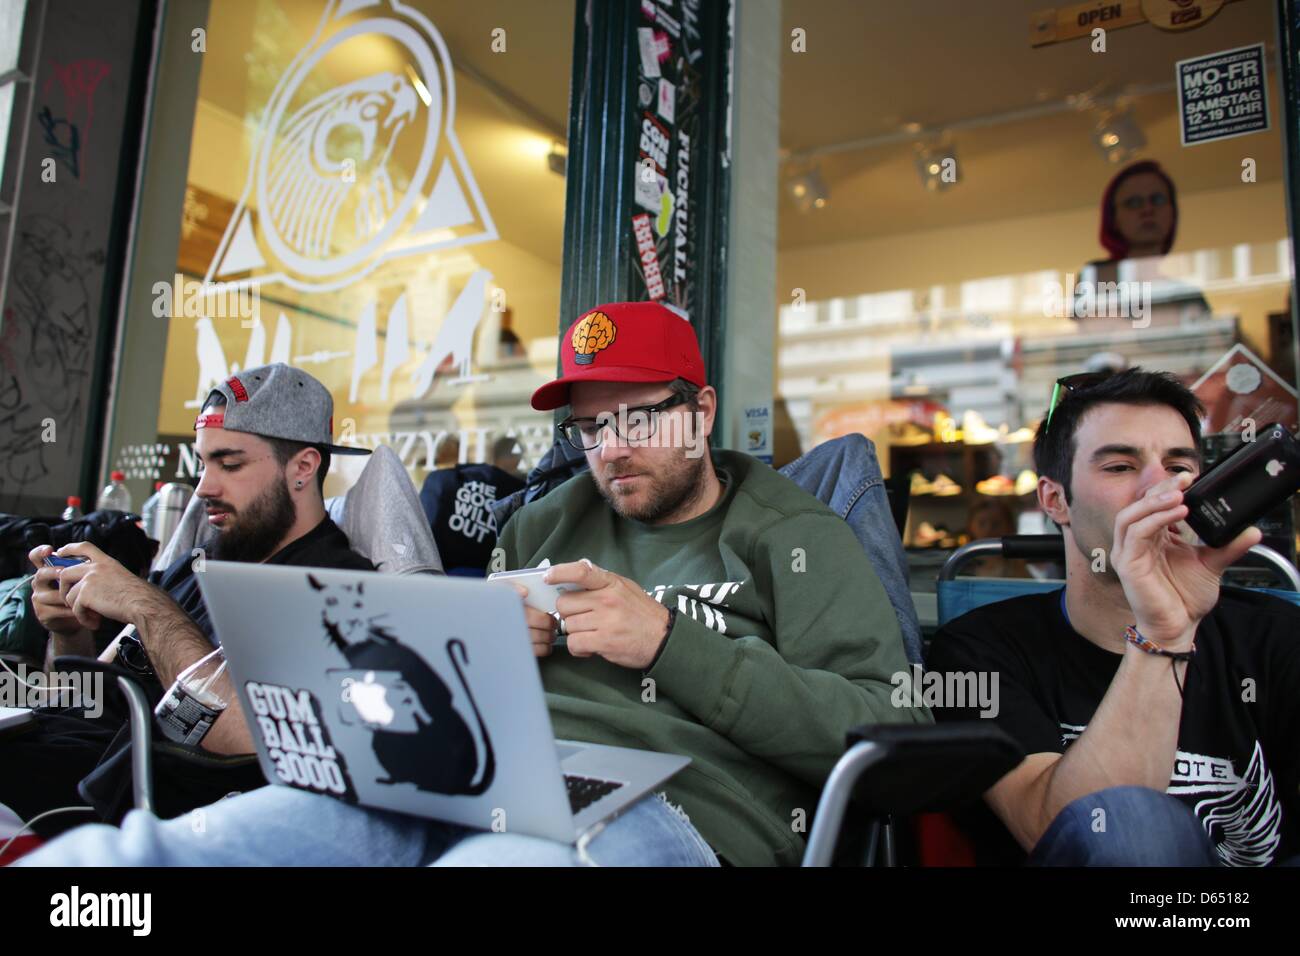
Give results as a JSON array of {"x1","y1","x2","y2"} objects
[{"x1": 1184, "y1": 423, "x2": 1300, "y2": 548}]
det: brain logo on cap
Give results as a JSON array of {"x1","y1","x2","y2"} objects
[{"x1": 571, "y1": 310, "x2": 617, "y2": 365}]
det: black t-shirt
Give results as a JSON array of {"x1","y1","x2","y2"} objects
[
  {"x1": 419, "y1": 464, "x2": 524, "y2": 572},
  {"x1": 928, "y1": 586, "x2": 1300, "y2": 866}
]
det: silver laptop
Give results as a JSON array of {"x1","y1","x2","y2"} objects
[{"x1": 197, "y1": 562, "x2": 689, "y2": 844}]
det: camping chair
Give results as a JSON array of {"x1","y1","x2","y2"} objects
[{"x1": 56, "y1": 445, "x2": 442, "y2": 815}]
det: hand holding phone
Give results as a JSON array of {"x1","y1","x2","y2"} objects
[{"x1": 487, "y1": 567, "x2": 582, "y2": 615}]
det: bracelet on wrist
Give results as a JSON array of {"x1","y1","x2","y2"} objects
[{"x1": 1124, "y1": 624, "x2": 1195, "y2": 662}]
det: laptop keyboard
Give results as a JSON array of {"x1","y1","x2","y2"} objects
[{"x1": 565, "y1": 774, "x2": 624, "y2": 814}]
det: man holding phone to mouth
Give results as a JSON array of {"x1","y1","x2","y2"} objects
[{"x1": 929, "y1": 368, "x2": 1300, "y2": 866}]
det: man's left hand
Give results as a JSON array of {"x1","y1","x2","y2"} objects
[
  {"x1": 52, "y1": 542, "x2": 154, "y2": 632},
  {"x1": 547, "y1": 560, "x2": 671, "y2": 670}
]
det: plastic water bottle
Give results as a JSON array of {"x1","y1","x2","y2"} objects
[
  {"x1": 61, "y1": 496, "x2": 82, "y2": 521},
  {"x1": 96, "y1": 470, "x2": 132, "y2": 512},
  {"x1": 155, "y1": 646, "x2": 229, "y2": 746}
]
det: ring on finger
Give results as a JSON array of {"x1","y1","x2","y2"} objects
[{"x1": 558, "y1": 616, "x2": 567, "y2": 635}]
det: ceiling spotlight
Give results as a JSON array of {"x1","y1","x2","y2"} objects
[
  {"x1": 787, "y1": 167, "x2": 828, "y2": 212},
  {"x1": 1093, "y1": 108, "x2": 1146, "y2": 164},
  {"x1": 914, "y1": 141, "x2": 958, "y2": 193}
]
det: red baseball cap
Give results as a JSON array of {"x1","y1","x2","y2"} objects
[{"x1": 530, "y1": 301, "x2": 707, "y2": 411}]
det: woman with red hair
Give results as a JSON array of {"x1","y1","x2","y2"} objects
[
  {"x1": 1070, "y1": 157, "x2": 1208, "y2": 332},
  {"x1": 1098, "y1": 160, "x2": 1178, "y2": 261}
]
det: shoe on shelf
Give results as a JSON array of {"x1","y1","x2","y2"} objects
[
  {"x1": 934, "y1": 413, "x2": 962, "y2": 443},
  {"x1": 1003, "y1": 425, "x2": 1036, "y2": 444},
  {"x1": 889, "y1": 421, "x2": 932, "y2": 446},
  {"x1": 975, "y1": 475, "x2": 1015, "y2": 496},
  {"x1": 929, "y1": 473, "x2": 963, "y2": 496},
  {"x1": 913, "y1": 521, "x2": 949, "y2": 547},
  {"x1": 910, "y1": 472, "x2": 934, "y2": 496},
  {"x1": 1014, "y1": 469, "x2": 1039, "y2": 496},
  {"x1": 963, "y1": 410, "x2": 999, "y2": 445}
]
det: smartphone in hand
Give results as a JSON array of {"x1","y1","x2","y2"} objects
[
  {"x1": 1184, "y1": 424, "x2": 1300, "y2": 548},
  {"x1": 487, "y1": 567, "x2": 582, "y2": 614}
]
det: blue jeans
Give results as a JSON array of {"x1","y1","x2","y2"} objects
[
  {"x1": 15, "y1": 786, "x2": 721, "y2": 867},
  {"x1": 1029, "y1": 786, "x2": 1220, "y2": 867},
  {"x1": 779, "y1": 434, "x2": 923, "y2": 665}
]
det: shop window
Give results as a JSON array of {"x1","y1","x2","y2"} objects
[
  {"x1": 129, "y1": 0, "x2": 573, "y2": 496},
  {"x1": 777, "y1": 0, "x2": 1298, "y2": 596}
]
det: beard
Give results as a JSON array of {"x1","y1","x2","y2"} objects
[
  {"x1": 208, "y1": 478, "x2": 297, "y2": 562},
  {"x1": 593, "y1": 452, "x2": 708, "y2": 524}
]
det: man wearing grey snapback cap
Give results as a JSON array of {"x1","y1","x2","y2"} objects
[{"x1": 2, "y1": 364, "x2": 374, "y2": 836}]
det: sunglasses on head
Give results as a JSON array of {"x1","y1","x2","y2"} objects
[
  {"x1": 1044, "y1": 371, "x2": 1114, "y2": 434},
  {"x1": 116, "y1": 631, "x2": 156, "y2": 679}
]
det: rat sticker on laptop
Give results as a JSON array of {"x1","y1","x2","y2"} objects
[{"x1": 309, "y1": 574, "x2": 496, "y2": 797}]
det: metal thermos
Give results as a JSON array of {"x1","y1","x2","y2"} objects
[{"x1": 151, "y1": 483, "x2": 193, "y2": 565}]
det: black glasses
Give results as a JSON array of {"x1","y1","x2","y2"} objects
[
  {"x1": 1119, "y1": 192, "x2": 1170, "y2": 211},
  {"x1": 558, "y1": 393, "x2": 692, "y2": 451},
  {"x1": 1044, "y1": 372, "x2": 1113, "y2": 434}
]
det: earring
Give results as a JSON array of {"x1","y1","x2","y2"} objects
[{"x1": 296, "y1": 480, "x2": 303, "y2": 489}]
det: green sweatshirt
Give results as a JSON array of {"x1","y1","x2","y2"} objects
[{"x1": 496, "y1": 449, "x2": 930, "y2": 865}]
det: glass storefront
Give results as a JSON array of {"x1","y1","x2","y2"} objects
[
  {"x1": 119, "y1": 0, "x2": 574, "y2": 497},
  {"x1": 9, "y1": 0, "x2": 1299, "y2": 593},
  {"x1": 774, "y1": 0, "x2": 1300, "y2": 623}
]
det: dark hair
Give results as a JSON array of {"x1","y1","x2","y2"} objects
[
  {"x1": 1032, "y1": 367, "x2": 1203, "y2": 503},
  {"x1": 266, "y1": 437, "x2": 330, "y2": 495},
  {"x1": 1099, "y1": 160, "x2": 1178, "y2": 260},
  {"x1": 491, "y1": 435, "x2": 520, "y2": 460},
  {"x1": 199, "y1": 392, "x2": 329, "y2": 494}
]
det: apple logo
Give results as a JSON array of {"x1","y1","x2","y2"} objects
[
  {"x1": 1266, "y1": 459, "x2": 1285, "y2": 478},
  {"x1": 349, "y1": 671, "x2": 395, "y2": 727}
]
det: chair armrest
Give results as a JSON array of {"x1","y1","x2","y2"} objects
[
  {"x1": 53, "y1": 656, "x2": 258, "y2": 812},
  {"x1": 803, "y1": 722, "x2": 1022, "y2": 866},
  {"x1": 54, "y1": 656, "x2": 158, "y2": 813},
  {"x1": 843, "y1": 722, "x2": 1023, "y2": 816},
  {"x1": 151, "y1": 739, "x2": 261, "y2": 770}
]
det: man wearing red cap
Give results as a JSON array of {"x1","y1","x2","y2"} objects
[
  {"x1": 19, "y1": 307, "x2": 923, "y2": 867},
  {"x1": 496, "y1": 301, "x2": 926, "y2": 864}
]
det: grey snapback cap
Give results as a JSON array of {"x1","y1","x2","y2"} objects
[{"x1": 194, "y1": 363, "x2": 371, "y2": 455}]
